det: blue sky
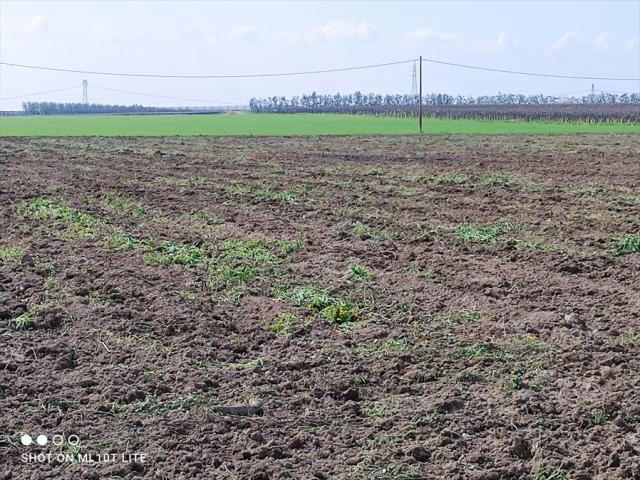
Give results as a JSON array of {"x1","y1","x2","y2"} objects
[{"x1": 1, "y1": 0, "x2": 639, "y2": 109}]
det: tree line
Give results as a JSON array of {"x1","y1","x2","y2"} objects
[
  {"x1": 249, "y1": 91, "x2": 640, "y2": 113},
  {"x1": 19, "y1": 102, "x2": 233, "y2": 115}
]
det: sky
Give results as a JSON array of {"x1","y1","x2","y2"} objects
[{"x1": 1, "y1": 0, "x2": 639, "y2": 110}]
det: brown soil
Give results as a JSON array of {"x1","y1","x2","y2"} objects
[{"x1": 0, "y1": 134, "x2": 639, "y2": 480}]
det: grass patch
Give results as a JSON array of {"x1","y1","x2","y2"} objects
[
  {"x1": 144, "y1": 241, "x2": 207, "y2": 266},
  {"x1": 431, "y1": 173, "x2": 469, "y2": 185},
  {"x1": 533, "y1": 466, "x2": 568, "y2": 480},
  {"x1": 11, "y1": 302, "x2": 63, "y2": 331},
  {"x1": 453, "y1": 343, "x2": 513, "y2": 362},
  {"x1": 352, "y1": 222, "x2": 392, "y2": 241},
  {"x1": 206, "y1": 239, "x2": 279, "y2": 300},
  {"x1": 2, "y1": 113, "x2": 639, "y2": 137},
  {"x1": 512, "y1": 334, "x2": 561, "y2": 355},
  {"x1": 269, "y1": 312, "x2": 304, "y2": 336},
  {"x1": 353, "y1": 339, "x2": 410, "y2": 357},
  {"x1": 407, "y1": 264, "x2": 440, "y2": 282},
  {"x1": 454, "y1": 220, "x2": 521, "y2": 245},
  {"x1": 229, "y1": 357, "x2": 265, "y2": 370},
  {"x1": 363, "y1": 401, "x2": 400, "y2": 418},
  {"x1": 322, "y1": 300, "x2": 360, "y2": 325},
  {"x1": 0, "y1": 243, "x2": 27, "y2": 263},
  {"x1": 228, "y1": 182, "x2": 300, "y2": 204},
  {"x1": 347, "y1": 264, "x2": 373, "y2": 282},
  {"x1": 18, "y1": 197, "x2": 102, "y2": 238},
  {"x1": 107, "y1": 231, "x2": 147, "y2": 252},
  {"x1": 161, "y1": 175, "x2": 208, "y2": 192},
  {"x1": 430, "y1": 308, "x2": 484, "y2": 325},
  {"x1": 43, "y1": 276, "x2": 58, "y2": 290},
  {"x1": 416, "y1": 221, "x2": 437, "y2": 242},
  {"x1": 132, "y1": 394, "x2": 204, "y2": 416},
  {"x1": 477, "y1": 173, "x2": 526, "y2": 190},
  {"x1": 276, "y1": 285, "x2": 360, "y2": 326},
  {"x1": 610, "y1": 234, "x2": 640, "y2": 256},
  {"x1": 591, "y1": 408, "x2": 612, "y2": 425},
  {"x1": 100, "y1": 189, "x2": 148, "y2": 216},
  {"x1": 501, "y1": 367, "x2": 525, "y2": 394},
  {"x1": 177, "y1": 290, "x2": 198, "y2": 301},
  {"x1": 183, "y1": 210, "x2": 224, "y2": 227},
  {"x1": 276, "y1": 233, "x2": 306, "y2": 255}
]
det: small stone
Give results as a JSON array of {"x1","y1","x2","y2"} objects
[
  {"x1": 511, "y1": 437, "x2": 531, "y2": 459},
  {"x1": 409, "y1": 446, "x2": 431, "y2": 462},
  {"x1": 55, "y1": 350, "x2": 77, "y2": 370},
  {"x1": 288, "y1": 434, "x2": 305, "y2": 450},
  {"x1": 564, "y1": 312, "x2": 585, "y2": 329},
  {"x1": 610, "y1": 452, "x2": 620, "y2": 468},
  {"x1": 20, "y1": 254, "x2": 34, "y2": 266},
  {"x1": 342, "y1": 387, "x2": 359, "y2": 401}
]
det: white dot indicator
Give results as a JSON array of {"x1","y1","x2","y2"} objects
[
  {"x1": 20, "y1": 434, "x2": 32, "y2": 446},
  {"x1": 36, "y1": 435, "x2": 48, "y2": 446}
]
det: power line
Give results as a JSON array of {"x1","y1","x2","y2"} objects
[
  {"x1": 91, "y1": 85, "x2": 237, "y2": 105},
  {"x1": 420, "y1": 56, "x2": 640, "y2": 81},
  {"x1": 1, "y1": 57, "x2": 638, "y2": 81},
  {"x1": 0, "y1": 85, "x2": 77, "y2": 100},
  {"x1": 0, "y1": 59, "x2": 415, "y2": 79}
]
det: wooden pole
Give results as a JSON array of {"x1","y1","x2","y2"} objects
[{"x1": 419, "y1": 55, "x2": 423, "y2": 133}]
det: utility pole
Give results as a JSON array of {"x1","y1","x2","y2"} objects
[
  {"x1": 591, "y1": 83, "x2": 595, "y2": 95},
  {"x1": 419, "y1": 55, "x2": 423, "y2": 133},
  {"x1": 82, "y1": 79, "x2": 88, "y2": 104}
]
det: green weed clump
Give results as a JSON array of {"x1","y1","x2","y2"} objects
[
  {"x1": 206, "y1": 240, "x2": 278, "y2": 300},
  {"x1": 454, "y1": 220, "x2": 521, "y2": 245},
  {"x1": 100, "y1": 189, "x2": 147, "y2": 216},
  {"x1": 453, "y1": 343, "x2": 513, "y2": 362},
  {"x1": 276, "y1": 233, "x2": 306, "y2": 255},
  {"x1": 477, "y1": 173, "x2": 526, "y2": 190},
  {"x1": 431, "y1": 173, "x2": 469, "y2": 185},
  {"x1": 269, "y1": 313, "x2": 304, "y2": 335},
  {"x1": 431, "y1": 308, "x2": 484, "y2": 325},
  {"x1": 610, "y1": 234, "x2": 640, "y2": 256},
  {"x1": 276, "y1": 285, "x2": 360, "y2": 325},
  {"x1": 347, "y1": 264, "x2": 372, "y2": 282},
  {"x1": 354, "y1": 339, "x2": 410, "y2": 358},
  {"x1": 132, "y1": 395, "x2": 204, "y2": 416},
  {"x1": 228, "y1": 182, "x2": 299, "y2": 204},
  {"x1": 11, "y1": 302, "x2": 63, "y2": 331},
  {"x1": 107, "y1": 231, "x2": 146, "y2": 252},
  {"x1": 18, "y1": 197, "x2": 102, "y2": 238},
  {"x1": 0, "y1": 244, "x2": 27, "y2": 263},
  {"x1": 533, "y1": 466, "x2": 568, "y2": 480},
  {"x1": 322, "y1": 300, "x2": 360, "y2": 324},
  {"x1": 144, "y1": 241, "x2": 207, "y2": 266},
  {"x1": 352, "y1": 222, "x2": 391, "y2": 241}
]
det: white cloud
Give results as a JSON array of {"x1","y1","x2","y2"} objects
[
  {"x1": 592, "y1": 32, "x2": 611, "y2": 47},
  {"x1": 276, "y1": 21, "x2": 373, "y2": 43},
  {"x1": 550, "y1": 30, "x2": 579, "y2": 52},
  {"x1": 203, "y1": 25, "x2": 258, "y2": 45},
  {"x1": 403, "y1": 28, "x2": 462, "y2": 43},
  {"x1": 274, "y1": 31, "x2": 301, "y2": 42},
  {"x1": 224, "y1": 25, "x2": 257, "y2": 40},
  {"x1": 402, "y1": 28, "x2": 515, "y2": 52},
  {"x1": 625, "y1": 36, "x2": 639, "y2": 50},
  {"x1": 312, "y1": 21, "x2": 372, "y2": 41},
  {"x1": 494, "y1": 32, "x2": 513, "y2": 48},
  {"x1": 18, "y1": 16, "x2": 50, "y2": 34}
]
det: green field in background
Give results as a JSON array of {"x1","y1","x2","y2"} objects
[{"x1": 1, "y1": 113, "x2": 638, "y2": 136}]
